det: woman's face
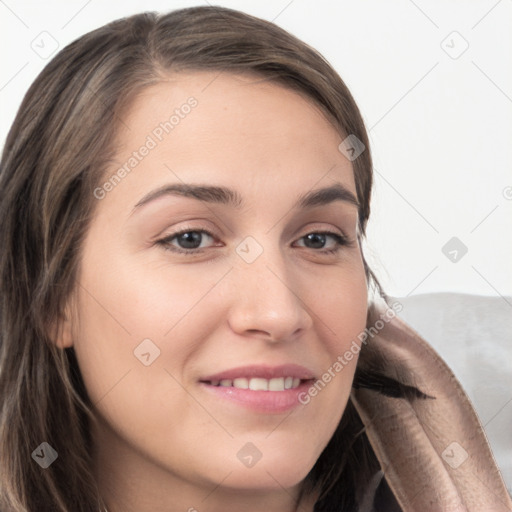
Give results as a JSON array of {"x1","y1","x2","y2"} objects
[{"x1": 65, "y1": 72, "x2": 368, "y2": 510}]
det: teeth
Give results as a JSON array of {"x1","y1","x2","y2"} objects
[
  {"x1": 268, "y1": 377, "x2": 284, "y2": 391},
  {"x1": 233, "y1": 378, "x2": 249, "y2": 389},
  {"x1": 209, "y1": 377, "x2": 303, "y2": 391},
  {"x1": 249, "y1": 378, "x2": 268, "y2": 391}
]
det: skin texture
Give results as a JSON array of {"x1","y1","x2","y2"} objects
[{"x1": 56, "y1": 72, "x2": 369, "y2": 512}]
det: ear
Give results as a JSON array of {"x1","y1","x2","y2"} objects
[{"x1": 48, "y1": 304, "x2": 75, "y2": 349}]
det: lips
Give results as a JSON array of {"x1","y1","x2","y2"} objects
[{"x1": 198, "y1": 365, "x2": 317, "y2": 413}]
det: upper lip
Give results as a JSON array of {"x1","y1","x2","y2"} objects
[{"x1": 200, "y1": 364, "x2": 316, "y2": 382}]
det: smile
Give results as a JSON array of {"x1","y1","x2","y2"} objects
[
  {"x1": 205, "y1": 377, "x2": 304, "y2": 391},
  {"x1": 199, "y1": 364, "x2": 317, "y2": 413}
]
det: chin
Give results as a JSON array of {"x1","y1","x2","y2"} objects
[
  {"x1": 205, "y1": 442, "x2": 319, "y2": 491},
  {"x1": 222, "y1": 464, "x2": 311, "y2": 492}
]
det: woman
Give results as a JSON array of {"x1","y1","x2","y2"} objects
[{"x1": 0, "y1": 6, "x2": 509, "y2": 512}]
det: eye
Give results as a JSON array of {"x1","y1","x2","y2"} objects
[
  {"x1": 157, "y1": 229, "x2": 219, "y2": 254},
  {"x1": 294, "y1": 231, "x2": 350, "y2": 254},
  {"x1": 156, "y1": 228, "x2": 353, "y2": 256}
]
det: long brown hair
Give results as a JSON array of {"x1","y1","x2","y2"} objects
[{"x1": 0, "y1": 6, "x2": 391, "y2": 511}]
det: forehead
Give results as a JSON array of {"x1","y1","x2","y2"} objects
[{"x1": 101, "y1": 71, "x2": 356, "y2": 213}]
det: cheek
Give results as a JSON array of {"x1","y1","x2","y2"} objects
[
  {"x1": 70, "y1": 250, "x2": 233, "y2": 406},
  {"x1": 304, "y1": 265, "x2": 368, "y2": 411},
  {"x1": 74, "y1": 246, "x2": 232, "y2": 345},
  {"x1": 70, "y1": 261, "x2": 218, "y2": 456},
  {"x1": 317, "y1": 264, "x2": 368, "y2": 353}
]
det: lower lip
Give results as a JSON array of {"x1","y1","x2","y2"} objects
[{"x1": 199, "y1": 380, "x2": 314, "y2": 414}]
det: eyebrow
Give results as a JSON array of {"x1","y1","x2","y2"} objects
[{"x1": 131, "y1": 182, "x2": 359, "y2": 214}]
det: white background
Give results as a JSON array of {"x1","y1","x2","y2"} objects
[{"x1": 1, "y1": 0, "x2": 511, "y2": 298}]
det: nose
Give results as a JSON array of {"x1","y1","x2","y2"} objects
[{"x1": 227, "y1": 247, "x2": 314, "y2": 343}]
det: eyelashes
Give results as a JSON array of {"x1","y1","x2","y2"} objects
[{"x1": 155, "y1": 228, "x2": 354, "y2": 257}]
